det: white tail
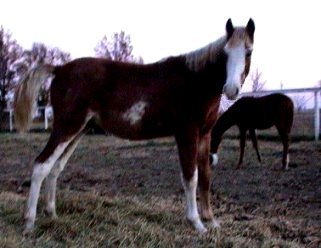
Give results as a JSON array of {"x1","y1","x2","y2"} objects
[{"x1": 14, "y1": 65, "x2": 54, "y2": 132}]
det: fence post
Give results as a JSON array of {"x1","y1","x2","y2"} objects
[
  {"x1": 44, "y1": 106, "x2": 48, "y2": 130},
  {"x1": 9, "y1": 109, "x2": 13, "y2": 132},
  {"x1": 314, "y1": 90, "x2": 320, "y2": 141}
]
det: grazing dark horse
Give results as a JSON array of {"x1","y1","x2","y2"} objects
[
  {"x1": 14, "y1": 19, "x2": 255, "y2": 234},
  {"x1": 210, "y1": 93, "x2": 294, "y2": 170}
]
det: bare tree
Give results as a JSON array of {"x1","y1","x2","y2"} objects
[
  {"x1": 23, "y1": 43, "x2": 70, "y2": 84},
  {"x1": 251, "y1": 68, "x2": 266, "y2": 93},
  {"x1": 292, "y1": 95, "x2": 310, "y2": 112},
  {"x1": 0, "y1": 26, "x2": 23, "y2": 112},
  {"x1": 22, "y1": 43, "x2": 71, "y2": 68},
  {"x1": 95, "y1": 31, "x2": 143, "y2": 63}
]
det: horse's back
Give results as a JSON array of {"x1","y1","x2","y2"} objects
[
  {"x1": 233, "y1": 93, "x2": 293, "y2": 129},
  {"x1": 269, "y1": 93, "x2": 293, "y2": 112}
]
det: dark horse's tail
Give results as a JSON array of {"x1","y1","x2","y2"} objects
[{"x1": 14, "y1": 65, "x2": 55, "y2": 133}]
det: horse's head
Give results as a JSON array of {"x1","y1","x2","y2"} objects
[{"x1": 223, "y1": 18, "x2": 255, "y2": 100}]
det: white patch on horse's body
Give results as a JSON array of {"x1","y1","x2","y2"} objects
[
  {"x1": 122, "y1": 101, "x2": 148, "y2": 125},
  {"x1": 180, "y1": 168, "x2": 207, "y2": 233}
]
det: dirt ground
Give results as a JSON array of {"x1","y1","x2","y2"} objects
[{"x1": 0, "y1": 133, "x2": 321, "y2": 247}]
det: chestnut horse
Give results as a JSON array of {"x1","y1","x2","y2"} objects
[
  {"x1": 210, "y1": 93, "x2": 294, "y2": 170},
  {"x1": 14, "y1": 19, "x2": 255, "y2": 234}
]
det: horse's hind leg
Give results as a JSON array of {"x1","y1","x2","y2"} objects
[
  {"x1": 176, "y1": 130, "x2": 207, "y2": 233},
  {"x1": 277, "y1": 128, "x2": 290, "y2": 170},
  {"x1": 237, "y1": 128, "x2": 247, "y2": 169},
  {"x1": 23, "y1": 131, "x2": 74, "y2": 235},
  {"x1": 23, "y1": 107, "x2": 94, "y2": 235},
  {"x1": 249, "y1": 129, "x2": 261, "y2": 163},
  {"x1": 44, "y1": 132, "x2": 84, "y2": 218}
]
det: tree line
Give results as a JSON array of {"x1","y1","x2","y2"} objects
[{"x1": 0, "y1": 26, "x2": 141, "y2": 119}]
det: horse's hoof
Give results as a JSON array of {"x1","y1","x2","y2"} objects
[
  {"x1": 211, "y1": 219, "x2": 221, "y2": 229},
  {"x1": 44, "y1": 209, "x2": 58, "y2": 219},
  {"x1": 23, "y1": 216, "x2": 35, "y2": 236},
  {"x1": 197, "y1": 225, "x2": 208, "y2": 234},
  {"x1": 189, "y1": 218, "x2": 207, "y2": 234},
  {"x1": 23, "y1": 226, "x2": 34, "y2": 236}
]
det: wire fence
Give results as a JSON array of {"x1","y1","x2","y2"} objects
[{"x1": 1, "y1": 87, "x2": 321, "y2": 140}]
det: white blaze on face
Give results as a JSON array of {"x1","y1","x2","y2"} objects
[
  {"x1": 122, "y1": 101, "x2": 148, "y2": 125},
  {"x1": 223, "y1": 43, "x2": 246, "y2": 100}
]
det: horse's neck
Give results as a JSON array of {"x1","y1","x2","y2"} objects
[
  {"x1": 191, "y1": 54, "x2": 228, "y2": 99},
  {"x1": 210, "y1": 109, "x2": 237, "y2": 153},
  {"x1": 213, "y1": 109, "x2": 237, "y2": 138}
]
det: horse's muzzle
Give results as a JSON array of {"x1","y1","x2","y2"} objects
[{"x1": 223, "y1": 83, "x2": 240, "y2": 100}]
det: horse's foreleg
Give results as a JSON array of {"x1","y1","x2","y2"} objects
[
  {"x1": 237, "y1": 128, "x2": 247, "y2": 169},
  {"x1": 44, "y1": 133, "x2": 83, "y2": 218},
  {"x1": 176, "y1": 131, "x2": 207, "y2": 233},
  {"x1": 197, "y1": 134, "x2": 220, "y2": 229},
  {"x1": 24, "y1": 135, "x2": 72, "y2": 235}
]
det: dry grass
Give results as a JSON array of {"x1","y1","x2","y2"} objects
[{"x1": 0, "y1": 132, "x2": 321, "y2": 247}]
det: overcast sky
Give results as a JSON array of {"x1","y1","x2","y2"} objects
[{"x1": 1, "y1": 0, "x2": 321, "y2": 91}]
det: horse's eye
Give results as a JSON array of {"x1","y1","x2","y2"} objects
[{"x1": 246, "y1": 50, "x2": 252, "y2": 57}]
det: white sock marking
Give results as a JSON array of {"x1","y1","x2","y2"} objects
[
  {"x1": 210, "y1": 153, "x2": 219, "y2": 166},
  {"x1": 180, "y1": 168, "x2": 207, "y2": 233},
  {"x1": 24, "y1": 141, "x2": 70, "y2": 234}
]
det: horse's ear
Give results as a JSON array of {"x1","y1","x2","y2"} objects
[
  {"x1": 226, "y1": 18, "x2": 234, "y2": 39},
  {"x1": 246, "y1": 18, "x2": 255, "y2": 40}
]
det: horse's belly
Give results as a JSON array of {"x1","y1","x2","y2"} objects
[{"x1": 99, "y1": 112, "x2": 174, "y2": 140}]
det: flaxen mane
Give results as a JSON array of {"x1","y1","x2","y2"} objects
[{"x1": 185, "y1": 36, "x2": 227, "y2": 71}]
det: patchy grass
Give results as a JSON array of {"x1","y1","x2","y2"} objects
[{"x1": 0, "y1": 133, "x2": 321, "y2": 247}]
